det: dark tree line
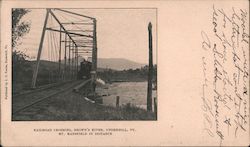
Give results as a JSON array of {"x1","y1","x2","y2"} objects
[
  {"x1": 98, "y1": 65, "x2": 157, "y2": 83},
  {"x1": 12, "y1": 9, "x2": 32, "y2": 92},
  {"x1": 12, "y1": 8, "x2": 31, "y2": 48}
]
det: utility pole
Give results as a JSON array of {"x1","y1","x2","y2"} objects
[
  {"x1": 147, "y1": 22, "x2": 153, "y2": 112},
  {"x1": 31, "y1": 9, "x2": 49, "y2": 88}
]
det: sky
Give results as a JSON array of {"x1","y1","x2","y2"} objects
[{"x1": 17, "y1": 8, "x2": 157, "y2": 64}]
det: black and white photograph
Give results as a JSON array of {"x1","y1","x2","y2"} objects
[
  {"x1": 12, "y1": 8, "x2": 157, "y2": 121},
  {"x1": 1, "y1": 0, "x2": 249, "y2": 146}
]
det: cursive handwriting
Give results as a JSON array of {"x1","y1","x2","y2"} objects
[{"x1": 201, "y1": 5, "x2": 249, "y2": 146}]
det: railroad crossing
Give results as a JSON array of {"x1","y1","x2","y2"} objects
[
  {"x1": 12, "y1": 9, "x2": 155, "y2": 120},
  {"x1": 31, "y1": 8, "x2": 97, "y2": 91}
]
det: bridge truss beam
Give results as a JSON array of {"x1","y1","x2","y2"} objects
[{"x1": 31, "y1": 8, "x2": 97, "y2": 89}]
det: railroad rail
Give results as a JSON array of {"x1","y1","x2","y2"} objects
[
  {"x1": 12, "y1": 80, "x2": 89, "y2": 116},
  {"x1": 13, "y1": 80, "x2": 76, "y2": 97}
]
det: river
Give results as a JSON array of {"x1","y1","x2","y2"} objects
[{"x1": 96, "y1": 82, "x2": 157, "y2": 110}]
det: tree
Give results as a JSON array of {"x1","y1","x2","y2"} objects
[
  {"x1": 12, "y1": 8, "x2": 31, "y2": 49},
  {"x1": 12, "y1": 9, "x2": 31, "y2": 87}
]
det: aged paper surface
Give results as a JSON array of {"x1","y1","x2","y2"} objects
[{"x1": 1, "y1": 0, "x2": 249, "y2": 146}]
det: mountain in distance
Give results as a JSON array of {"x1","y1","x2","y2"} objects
[
  {"x1": 77, "y1": 56, "x2": 145, "y2": 70},
  {"x1": 35, "y1": 57, "x2": 146, "y2": 71},
  {"x1": 97, "y1": 58, "x2": 145, "y2": 71}
]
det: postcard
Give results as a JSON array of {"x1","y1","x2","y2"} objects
[{"x1": 0, "y1": 0, "x2": 249, "y2": 146}]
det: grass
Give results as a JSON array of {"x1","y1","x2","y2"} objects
[
  {"x1": 14, "y1": 91, "x2": 157, "y2": 121},
  {"x1": 89, "y1": 103, "x2": 156, "y2": 120},
  {"x1": 46, "y1": 97, "x2": 157, "y2": 121}
]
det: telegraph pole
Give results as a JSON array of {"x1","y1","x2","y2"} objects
[
  {"x1": 31, "y1": 9, "x2": 49, "y2": 88},
  {"x1": 147, "y1": 22, "x2": 153, "y2": 112}
]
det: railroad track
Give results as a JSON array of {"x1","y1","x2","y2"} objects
[
  {"x1": 12, "y1": 80, "x2": 86, "y2": 116},
  {"x1": 13, "y1": 80, "x2": 75, "y2": 97}
]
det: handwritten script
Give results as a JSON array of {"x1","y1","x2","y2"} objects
[{"x1": 201, "y1": 5, "x2": 249, "y2": 145}]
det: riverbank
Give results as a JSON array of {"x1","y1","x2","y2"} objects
[{"x1": 95, "y1": 82, "x2": 157, "y2": 110}]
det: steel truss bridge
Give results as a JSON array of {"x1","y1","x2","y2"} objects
[{"x1": 31, "y1": 8, "x2": 97, "y2": 90}]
